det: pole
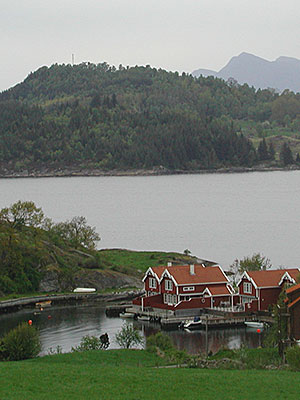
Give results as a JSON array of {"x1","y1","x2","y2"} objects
[{"x1": 205, "y1": 315, "x2": 208, "y2": 358}]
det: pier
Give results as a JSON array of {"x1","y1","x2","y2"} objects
[{"x1": 106, "y1": 304, "x2": 273, "y2": 330}]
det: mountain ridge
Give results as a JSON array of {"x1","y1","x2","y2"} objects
[{"x1": 192, "y1": 52, "x2": 300, "y2": 92}]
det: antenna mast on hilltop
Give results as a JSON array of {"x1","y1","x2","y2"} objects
[{"x1": 72, "y1": 53, "x2": 75, "y2": 65}]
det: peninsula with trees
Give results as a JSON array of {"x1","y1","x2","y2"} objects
[{"x1": 1, "y1": 62, "x2": 300, "y2": 176}]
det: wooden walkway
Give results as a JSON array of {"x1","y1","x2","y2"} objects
[{"x1": 118, "y1": 306, "x2": 274, "y2": 330}]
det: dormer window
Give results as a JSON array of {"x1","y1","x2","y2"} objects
[
  {"x1": 165, "y1": 279, "x2": 173, "y2": 291},
  {"x1": 149, "y1": 277, "x2": 157, "y2": 289},
  {"x1": 243, "y1": 282, "x2": 252, "y2": 294}
]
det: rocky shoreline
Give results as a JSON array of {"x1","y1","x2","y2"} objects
[
  {"x1": 0, "y1": 290, "x2": 142, "y2": 315},
  {"x1": 1, "y1": 164, "x2": 300, "y2": 179}
]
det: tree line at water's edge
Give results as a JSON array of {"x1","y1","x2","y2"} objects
[
  {"x1": 1, "y1": 62, "x2": 300, "y2": 173},
  {"x1": 0, "y1": 201, "x2": 196, "y2": 296},
  {"x1": 0, "y1": 200, "x2": 101, "y2": 295}
]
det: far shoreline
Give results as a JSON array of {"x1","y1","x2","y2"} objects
[{"x1": 0, "y1": 165, "x2": 300, "y2": 179}]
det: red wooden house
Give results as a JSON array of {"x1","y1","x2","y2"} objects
[
  {"x1": 237, "y1": 268, "x2": 300, "y2": 311},
  {"x1": 133, "y1": 263, "x2": 235, "y2": 315},
  {"x1": 286, "y1": 283, "x2": 300, "y2": 340}
]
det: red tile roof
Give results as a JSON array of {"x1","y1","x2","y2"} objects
[
  {"x1": 151, "y1": 264, "x2": 228, "y2": 285},
  {"x1": 206, "y1": 284, "x2": 232, "y2": 295},
  {"x1": 150, "y1": 266, "x2": 166, "y2": 279},
  {"x1": 246, "y1": 269, "x2": 300, "y2": 288}
]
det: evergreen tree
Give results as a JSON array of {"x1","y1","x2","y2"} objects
[
  {"x1": 280, "y1": 142, "x2": 294, "y2": 165},
  {"x1": 257, "y1": 138, "x2": 269, "y2": 161},
  {"x1": 268, "y1": 141, "x2": 275, "y2": 160}
]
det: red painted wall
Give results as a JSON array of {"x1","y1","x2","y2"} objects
[
  {"x1": 290, "y1": 302, "x2": 300, "y2": 340},
  {"x1": 245, "y1": 299, "x2": 258, "y2": 312},
  {"x1": 175, "y1": 297, "x2": 211, "y2": 310},
  {"x1": 178, "y1": 284, "x2": 207, "y2": 294},
  {"x1": 238, "y1": 278, "x2": 256, "y2": 297},
  {"x1": 160, "y1": 277, "x2": 176, "y2": 294},
  {"x1": 259, "y1": 287, "x2": 282, "y2": 310},
  {"x1": 144, "y1": 276, "x2": 160, "y2": 293}
]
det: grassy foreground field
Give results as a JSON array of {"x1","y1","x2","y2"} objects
[{"x1": 1, "y1": 350, "x2": 300, "y2": 400}]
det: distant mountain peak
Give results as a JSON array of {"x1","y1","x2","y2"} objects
[{"x1": 192, "y1": 52, "x2": 300, "y2": 93}]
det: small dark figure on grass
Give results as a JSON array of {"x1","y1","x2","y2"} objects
[{"x1": 100, "y1": 333, "x2": 110, "y2": 349}]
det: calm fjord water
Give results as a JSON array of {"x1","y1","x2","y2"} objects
[{"x1": 1, "y1": 171, "x2": 299, "y2": 268}]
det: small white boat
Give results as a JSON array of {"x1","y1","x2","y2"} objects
[
  {"x1": 183, "y1": 316, "x2": 202, "y2": 330},
  {"x1": 137, "y1": 315, "x2": 151, "y2": 322},
  {"x1": 245, "y1": 321, "x2": 264, "y2": 329},
  {"x1": 120, "y1": 312, "x2": 134, "y2": 319},
  {"x1": 73, "y1": 288, "x2": 96, "y2": 293}
]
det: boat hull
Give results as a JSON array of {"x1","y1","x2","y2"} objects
[
  {"x1": 73, "y1": 288, "x2": 96, "y2": 293},
  {"x1": 245, "y1": 321, "x2": 264, "y2": 329}
]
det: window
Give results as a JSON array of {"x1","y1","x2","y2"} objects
[
  {"x1": 243, "y1": 282, "x2": 252, "y2": 294},
  {"x1": 149, "y1": 277, "x2": 156, "y2": 289},
  {"x1": 183, "y1": 286, "x2": 195, "y2": 292},
  {"x1": 164, "y1": 293, "x2": 177, "y2": 305},
  {"x1": 165, "y1": 279, "x2": 173, "y2": 291}
]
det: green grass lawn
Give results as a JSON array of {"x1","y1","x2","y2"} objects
[
  {"x1": 99, "y1": 249, "x2": 199, "y2": 275},
  {"x1": 1, "y1": 350, "x2": 299, "y2": 400}
]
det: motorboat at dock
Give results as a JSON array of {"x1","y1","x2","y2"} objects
[{"x1": 182, "y1": 316, "x2": 202, "y2": 330}]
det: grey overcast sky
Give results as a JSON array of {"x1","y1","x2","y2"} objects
[{"x1": 1, "y1": 0, "x2": 300, "y2": 91}]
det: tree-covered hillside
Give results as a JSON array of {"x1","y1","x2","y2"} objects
[
  {"x1": 1, "y1": 62, "x2": 300, "y2": 172},
  {"x1": 0, "y1": 200, "x2": 103, "y2": 295}
]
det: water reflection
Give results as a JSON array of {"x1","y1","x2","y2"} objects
[
  {"x1": 133, "y1": 320, "x2": 265, "y2": 355},
  {"x1": 0, "y1": 303, "x2": 124, "y2": 355},
  {"x1": 0, "y1": 304, "x2": 265, "y2": 356}
]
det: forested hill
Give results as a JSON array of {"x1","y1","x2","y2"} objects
[{"x1": 1, "y1": 62, "x2": 300, "y2": 172}]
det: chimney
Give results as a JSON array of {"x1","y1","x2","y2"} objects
[
  {"x1": 167, "y1": 262, "x2": 172, "y2": 267},
  {"x1": 190, "y1": 264, "x2": 195, "y2": 275}
]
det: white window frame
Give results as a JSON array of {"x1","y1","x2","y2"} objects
[
  {"x1": 165, "y1": 279, "x2": 173, "y2": 291},
  {"x1": 149, "y1": 277, "x2": 157, "y2": 289},
  {"x1": 183, "y1": 286, "x2": 195, "y2": 292},
  {"x1": 164, "y1": 293, "x2": 177, "y2": 305},
  {"x1": 243, "y1": 282, "x2": 252, "y2": 294}
]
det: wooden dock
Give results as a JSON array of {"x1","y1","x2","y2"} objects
[{"x1": 108, "y1": 305, "x2": 274, "y2": 330}]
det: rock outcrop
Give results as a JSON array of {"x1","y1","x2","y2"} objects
[{"x1": 39, "y1": 268, "x2": 142, "y2": 292}]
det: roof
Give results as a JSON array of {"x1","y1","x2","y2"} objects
[
  {"x1": 288, "y1": 296, "x2": 300, "y2": 309},
  {"x1": 286, "y1": 283, "x2": 300, "y2": 295},
  {"x1": 205, "y1": 284, "x2": 232, "y2": 296},
  {"x1": 241, "y1": 269, "x2": 300, "y2": 288},
  {"x1": 149, "y1": 264, "x2": 228, "y2": 285}
]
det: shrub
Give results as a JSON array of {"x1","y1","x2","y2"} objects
[
  {"x1": 72, "y1": 334, "x2": 110, "y2": 352},
  {"x1": 115, "y1": 323, "x2": 143, "y2": 349},
  {"x1": 286, "y1": 345, "x2": 300, "y2": 371},
  {"x1": 232, "y1": 347, "x2": 281, "y2": 369},
  {"x1": 1, "y1": 322, "x2": 41, "y2": 361},
  {"x1": 146, "y1": 332, "x2": 174, "y2": 352}
]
